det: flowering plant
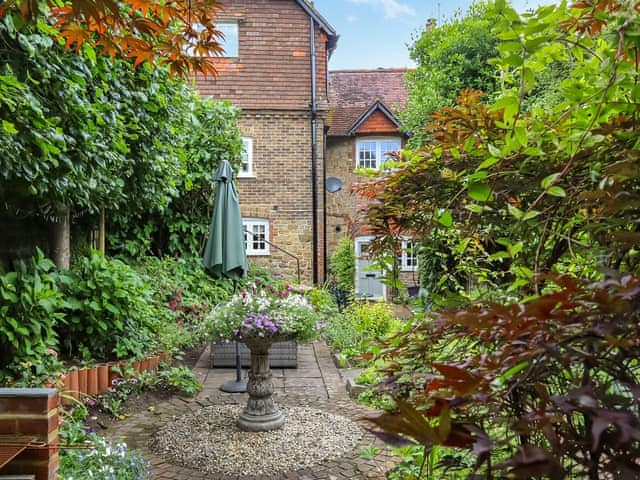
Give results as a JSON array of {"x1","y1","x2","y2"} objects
[{"x1": 205, "y1": 281, "x2": 321, "y2": 343}]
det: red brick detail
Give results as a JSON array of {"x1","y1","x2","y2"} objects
[
  {"x1": 0, "y1": 418, "x2": 18, "y2": 435},
  {"x1": 194, "y1": 0, "x2": 332, "y2": 112},
  {"x1": 17, "y1": 414, "x2": 57, "y2": 436},
  {"x1": 0, "y1": 397, "x2": 50, "y2": 415},
  {"x1": 0, "y1": 390, "x2": 60, "y2": 480},
  {"x1": 355, "y1": 110, "x2": 398, "y2": 135}
]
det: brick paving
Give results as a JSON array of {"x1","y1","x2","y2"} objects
[{"x1": 102, "y1": 341, "x2": 398, "y2": 479}]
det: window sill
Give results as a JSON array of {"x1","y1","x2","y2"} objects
[{"x1": 238, "y1": 174, "x2": 256, "y2": 179}]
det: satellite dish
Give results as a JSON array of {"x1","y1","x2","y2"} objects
[{"x1": 325, "y1": 177, "x2": 343, "y2": 193}]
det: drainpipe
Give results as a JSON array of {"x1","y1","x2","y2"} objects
[{"x1": 310, "y1": 16, "x2": 318, "y2": 284}]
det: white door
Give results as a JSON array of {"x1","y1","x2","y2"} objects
[{"x1": 355, "y1": 236, "x2": 385, "y2": 300}]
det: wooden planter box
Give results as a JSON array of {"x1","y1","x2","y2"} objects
[{"x1": 210, "y1": 340, "x2": 298, "y2": 368}]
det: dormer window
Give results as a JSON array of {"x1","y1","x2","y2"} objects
[{"x1": 356, "y1": 137, "x2": 401, "y2": 169}]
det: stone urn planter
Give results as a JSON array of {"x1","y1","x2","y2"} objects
[{"x1": 237, "y1": 338, "x2": 285, "y2": 432}]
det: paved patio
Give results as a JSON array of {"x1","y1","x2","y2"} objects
[{"x1": 102, "y1": 341, "x2": 398, "y2": 479}]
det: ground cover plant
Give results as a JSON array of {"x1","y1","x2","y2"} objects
[
  {"x1": 58, "y1": 402, "x2": 151, "y2": 480},
  {"x1": 355, "y1": 1, "x2": 640, "y2": 478}
]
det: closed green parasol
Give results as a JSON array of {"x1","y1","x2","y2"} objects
[
  {"x1": 203, "y1": 160, "x2": 247, "y2": 280},
  {"x1": 203, "y1": 160, "x2": 248, "y2": 392}
]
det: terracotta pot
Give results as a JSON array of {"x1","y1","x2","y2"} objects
[
  {"x1": 97, "y1": 364, "x2": 109, "y2": 393},
  {"x1": 132, "y1": 360, "x2": 142, "y2": 374},
  {"x1": 77, "y1": 368, "x2": 88, "y2": 397},
  {"x1": 87, "y1": 366, "x2": 99, "y2": 396},
  {"x1": 148, "y1": 355, "x2": 160, "y2": 371},
  {"x1": 62, "y1": 370, "x2": 79, "y2": 405},
  {"x1": 139, "y1": 358, "x2": 150, "y2": 373}
]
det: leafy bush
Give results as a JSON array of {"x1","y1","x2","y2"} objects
[
  {"x1": 60, "y1": 252, "x2": 155, "y2": 361},
  {"x1": 159, "y1": 366, "x2": 201, "y2": 396},
  {"x1": 324, "y1": 301, "x2": 400, "y2": 363},
  {"x1": 368, "y1": 276, "x2": 640, "y2": 479},
  {"x1": 305, "y1": 286, "x2": 340, "y2": 320},
  {"x1": 329, "y1": 236, "x2": 355, "y2": 291},
  {"x1": 0, "y1": 250, "x2": 65, "y2": 380}
]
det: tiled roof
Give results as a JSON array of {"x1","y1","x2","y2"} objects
[{"x1": 328, "y1": 68, "x2": 409, "y2": 136}]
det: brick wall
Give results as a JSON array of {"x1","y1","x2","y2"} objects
[
  {"x1": 195, "y1": 0, "x2": 331, "y2": 112},
  {"x1": 326, "y1": 136, "x2": 418, "y2": 293},
  {"x1": 193, "y1": 0, "x2": 333, "y2": 285},
  {"x1": 0, "y1": 388, "x2": 59, "y2": 480},
  {"x1": 237, "y1": 112, "x2": 325, "y2": 284}
]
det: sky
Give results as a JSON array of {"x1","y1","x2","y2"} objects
[{"x1": 312, "y1": 0, "x2": 554, "y2": 71}]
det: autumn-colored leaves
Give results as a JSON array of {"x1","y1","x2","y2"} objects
[{"x1": 2, "y1": 0, "x2": 224, "y2": 77}]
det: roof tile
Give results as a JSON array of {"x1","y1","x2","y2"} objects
[{"x1": 328, "y1": 68, "x2": 409, "y2": 136}]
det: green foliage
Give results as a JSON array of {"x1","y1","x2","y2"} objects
[
  {"x1": 0, "y1": 16, "x2": 242, "y2": 263},
  {"x1": 108, "y1": 98, "x2": 243, "y2": 258},
  {"x1": 158, "y1": 366, "x2": 201, "y2": 396},
  {"x1": 0, "y1": 16, "x2": 183, "y2": 216},
  {"x1": 0, "y1": 249, "x2": 65, "y2": 379},
  {"x1": 134, "y1": 256, "x2": 268, "y2": 355},
  {"x1": 356, "y1": 0, "x2": 640, "y2": 299},
  {"x1": 305, "y1": 286, "x2": 340, "y2": 319},
  {"x1": 356, "y1": 2, "x2": 640, "y2": 477},
  {"x1": 60, "y1": 252, "x2": 155, "y2": 361},
  {"x1": 401, "y1": 2, "x2": 500, "y2": 145},
  {"x1": 59, "y1": 434, "x2": 151, "y2": 479},
  {"x1": 324, "y1": 301, "x2": 400, "y2": 363},
  {"x1": 329, "y1": 236, "x2": 355, "y2": 291}
]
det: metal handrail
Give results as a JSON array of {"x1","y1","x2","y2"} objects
[{"x1": 244, "y1": 229, "x2": 301, "y2": 283}]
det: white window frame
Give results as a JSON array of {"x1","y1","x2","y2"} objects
[
  {"x1": 399, "y1": 239, "x2": 418, "y2": 272},
  {"x1": 238, "y1": 137, "x2": 254, "y2": 178},
  {"x1": 356, "y1": 137, "x2": 401, "y2": 169},
  {"x1": 243, "y1": 218, "x2": 269, "y2": 256}
]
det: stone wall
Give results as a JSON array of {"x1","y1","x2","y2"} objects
[{"x1": 237, "y1": 112, "x2": 325, "y2": 284}]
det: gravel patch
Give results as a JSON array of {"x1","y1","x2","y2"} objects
[{"x1": 150, "y1": 405, "x2": 363, "y2": 476}]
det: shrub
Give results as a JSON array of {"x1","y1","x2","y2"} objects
[
  {"x1": 0, "y1": 250, "x2": 65, "y2": 381},
  {"x1": 329, "y1": 236, "x2": 355, "y2": 291},
  {"x1": 324, "y1": 301, "x2": 400, "y2": 363},
  {"x1": 60, "y1": 252, "x2": 155, "y2": 361}
]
